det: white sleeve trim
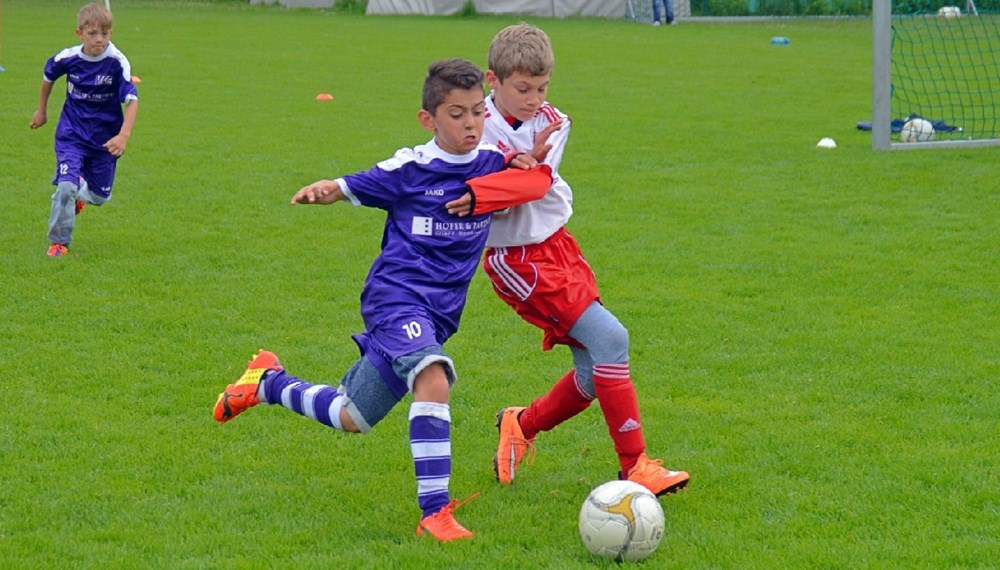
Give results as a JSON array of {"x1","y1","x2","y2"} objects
[{"x1": 335, "y1": 177, "x2": 361, "y2": 206}]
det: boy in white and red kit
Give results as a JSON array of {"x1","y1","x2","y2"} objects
[{"x1": 481, "y1": 23, "x2": 690, "y2": 496}]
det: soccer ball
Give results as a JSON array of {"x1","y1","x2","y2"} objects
[
  {"x1": 900, "y1": 118, "x2": 935, "y2": 142},
  {"x1": 578, "y1": 480, "x2": 665, "y2": 562},
  {"x1": 937, "y1": 5, "x2": 961, "y2": 18}
]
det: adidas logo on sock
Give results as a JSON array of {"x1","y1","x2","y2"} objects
[{"x1": 618, "y1": 418, "x2": 641, "y2": 432}]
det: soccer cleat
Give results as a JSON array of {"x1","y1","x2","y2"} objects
[
  {"x1": 213, "y1": 350, "x2": 283, "y2": 423},
  {"x1": 623, "y1": 453, "x2": 689, "y2": 497},
  {"x1": 47, "y1": 243, "x2": 68, "y2": 257},
  {"x1": 416, "y1": 495, "x2": 478, "y2": 541},
  {"x1": 493, "y1": 406, "x2": 535, "y2": 484},
  {"x1": 75, "y1": 200, "x2": 86, "y2": 215}
]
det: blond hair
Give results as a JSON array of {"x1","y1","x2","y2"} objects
[
  {"x1": 487, "y1": 23, "x2": 555, "y2": 81},
  {"x1": 78, "y1": 2, "x2": 113, "y2": 32}
]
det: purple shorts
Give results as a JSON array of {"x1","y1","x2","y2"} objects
[{"x1": 53, "y1": 142, "x2": 117, "y2": 198}]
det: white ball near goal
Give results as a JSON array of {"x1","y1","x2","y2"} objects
[
  {"x1": 900, "y1": 118, "x2": 935, "y2": 142},
  {"x1": 937, "y1": 6, "x2": 961, "y2": 18}
]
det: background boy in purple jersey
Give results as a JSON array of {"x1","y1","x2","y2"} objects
[
  {"x1": 212, "y1": 59, "x2": 551, "y2": 542},
  {"x1": 30, "y1": 2, "x2": 138, "y2": 257}
]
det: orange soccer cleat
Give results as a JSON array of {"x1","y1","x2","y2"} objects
[
  {"x1": 47, "y1": 243, "x2": 68, "y2": 257},
  {"x1": 493, "y1": 407, "x2": 536, "y2": 484},
  {"x1": 416, "y1": 497, "x2": 476, "y2": 542},
  {"x1": 213, "y1": 350, "x2": 283, "y2": 423},
  {"x1": 624, "y1": 453, "x2": 689, "y2": 497}
]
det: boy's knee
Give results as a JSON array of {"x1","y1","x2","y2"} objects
[
  {"x1": 54, "y1": 181, "x2": 78, "y2": 204},
  {"x1": 339, "y1": 408, "x2": 361, "y2": 433},
  {"x1": 597, "y1": 322, "x2": 630, "y2": 364},
  {"x1": 412, "y1": 362, "x2": 451, "y2": 403}
]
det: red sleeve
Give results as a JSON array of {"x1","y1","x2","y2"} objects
[{"x1": 465, "y1": 165, "x2": 553, "y2": 216}]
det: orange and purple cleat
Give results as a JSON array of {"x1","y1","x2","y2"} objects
[
  {"x1": 213, "y1": 350, "x2": 283, "y2": 423},
  {"x1": 624, "y1": 453, "x2": 689, "y2": 496},
  {"x1": 416, "y1": 496, "x2": 477, "y2": 542},
  {"x1": 47, "y1": 243, "x2": 68, "y2": 257},
  {"x1": 75, "y1": 200, "x2": 85, "y2": 215},
  {"x1": 493, "y1": 406, "x2": 536, "y2": 484}
]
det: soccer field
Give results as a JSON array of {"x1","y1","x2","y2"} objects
[{"x1": 1, "y1": 1, "x2": 998, "y2": 567}]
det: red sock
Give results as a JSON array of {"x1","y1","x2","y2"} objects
[
  {"x1": 519, "y1": 370, "x2": 593, "y2": 440},
  {"x1": 593, "y1": 364, "x2": 645, "y2": 474}
]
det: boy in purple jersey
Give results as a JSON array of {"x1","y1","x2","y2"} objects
[
  {"x1": 211, "y1": 59, "x2": 551, "y2": 542},
  {"x1": 30, "y1": 2, "x2": 138, "y2": 258}
]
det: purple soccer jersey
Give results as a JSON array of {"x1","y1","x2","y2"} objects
[
  {"x1": 339, "y1": 139, "x2": 507, "y2": 355},
  {"x1": 43, "y1": 43, "x2": 137, "y2": 154}
]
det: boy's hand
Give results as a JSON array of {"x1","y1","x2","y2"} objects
[
  {"x1": 292, "y1": 180, "x2": 342, "y2": 205},
  {"x1": 446, "y1": 193, "x2": 473, "y2": 217},
  {"x1": 531, "y1": 118, "x2": 564, "y2": 162},
  {"x1": 104, "y1": 133, "x2": 129, "y2": 157},
  {"x1": 30, "y1": 111, "x2": 47, "y2": 129},
  {"x1": 508, "y1": 153, "x2": 538, "y2": 170}
]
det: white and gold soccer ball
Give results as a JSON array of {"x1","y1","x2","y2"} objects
[
  {"x1": 900, "y1": 118, "x2": 935, "y2": 142},
  {"x1": 578, "y1": 480, "x2": 665, "y2": 562}
]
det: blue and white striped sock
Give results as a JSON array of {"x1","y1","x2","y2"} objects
[
  {"x1": 259, "y1": 370, "x2": 345, "y2": 430},
  {"x1": 409, "y1": 401, "x2": 451, "y2": 518}
]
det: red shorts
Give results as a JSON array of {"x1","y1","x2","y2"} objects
[{"x1": 483, "y1": 227, "x2": 600, "y2": 350}]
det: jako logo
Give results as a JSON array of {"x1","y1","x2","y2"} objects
[{"x1": 425, "y1": 188, "x2": 445, "y2": 196}]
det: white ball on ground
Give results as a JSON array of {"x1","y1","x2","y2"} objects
[
  {"x1": 579, "y1": 480, "x2": 665, "y2": 562},
  {"x1": 937, "y1": 6, "x2": 961, "y2": 18},
  {"x1": 900, "y1": 118, "x2": 935, "y2": 142}
]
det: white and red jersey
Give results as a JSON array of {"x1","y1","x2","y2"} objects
[{"x1": 482, "y1": 93, "x2": 573, "y2": 248}]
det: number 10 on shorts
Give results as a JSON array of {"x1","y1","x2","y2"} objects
[{"x1": 402, "y1": 321, "x2": 423, "y2": 340}]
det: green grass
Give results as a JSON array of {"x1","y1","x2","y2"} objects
[{"x1": 2, "y1": 1, "x2": 999, "y2": 568}]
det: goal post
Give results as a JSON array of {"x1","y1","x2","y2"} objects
[
  {"x1": 872, "y1": 0, "x2": 892, "y2": 149},
  {"x1": 872, "y1": 0, "x2": 1000, "y2": 150}
]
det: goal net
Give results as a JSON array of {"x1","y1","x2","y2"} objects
[{"x1": 872, "y1": 0, "x2": 1000, "y2": 149}]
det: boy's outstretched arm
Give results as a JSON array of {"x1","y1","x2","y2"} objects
[{"x1": 291, "y1": 179, "x2": 346, "y2": 205}]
